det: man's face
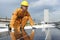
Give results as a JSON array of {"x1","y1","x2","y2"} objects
[{"x1": 21, "y1": 6, "x2": 28, "y2": 11}]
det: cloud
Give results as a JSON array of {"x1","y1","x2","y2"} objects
[
  {"x1": 49, "y1": 9, "x2": 60, "y2": 22},
  {"x1": 29, "y1": 0, "x2": 59, "y2": 8},
  {"x1": 0, "y1": 0, "x2": 21, "y2": 4}
]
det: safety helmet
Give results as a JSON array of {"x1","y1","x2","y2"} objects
[{"x1": 21, "y1": 0, "x2": 29, "y2": 6}]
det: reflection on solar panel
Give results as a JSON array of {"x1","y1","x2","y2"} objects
[{"x1": 0, "y1": 28, "x2": 60, "y2": 40}]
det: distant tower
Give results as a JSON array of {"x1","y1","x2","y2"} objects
[{"x1": 44, "y1": 9, "x2": 49, "y2": 24}]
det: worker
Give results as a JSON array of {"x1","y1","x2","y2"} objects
[{"x1": 9, "y1": 0, "x2": 35, "y2": 40}]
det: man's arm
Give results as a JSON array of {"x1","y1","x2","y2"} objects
[
  {"x1": 27, "y1": 11, "x2": 35, "y2": 26},
  {"x1": 29, "y1": 16, "x2": 35, "y2": 26}
]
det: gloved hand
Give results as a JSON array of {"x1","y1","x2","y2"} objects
[
  {"x1": 32, "y1": 27, "x2": 36, "y2": 29},
  {"x1": 32, "y1": 26, "x2": 36, "y2": 32}
]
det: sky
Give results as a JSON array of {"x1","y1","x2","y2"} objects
[{"x1": 0, "y1": 0, "x2": 60, "y2": 22}]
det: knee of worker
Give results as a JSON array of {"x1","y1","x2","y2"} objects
[
  {"x1": 21, "y1": 16, "x2": 28, "y2": 26},
  {"x1": 23, "y1": 16, "x2": 29, "y2": 20}
]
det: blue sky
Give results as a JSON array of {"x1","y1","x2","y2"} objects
[{"x1": 0, "y1": 0, "x2": 60, "y2": 22}]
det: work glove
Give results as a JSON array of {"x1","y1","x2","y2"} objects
[{"x1": 32, "y1": 26, "x2": 36, "y2": 32}]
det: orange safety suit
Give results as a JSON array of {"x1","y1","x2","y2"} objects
[
  {"x1": 9, "y1": 8, "x2": 34, "y2": 40},
  {"x1": 10, "y1": 8, "x2": 34, "y2": 28}
]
